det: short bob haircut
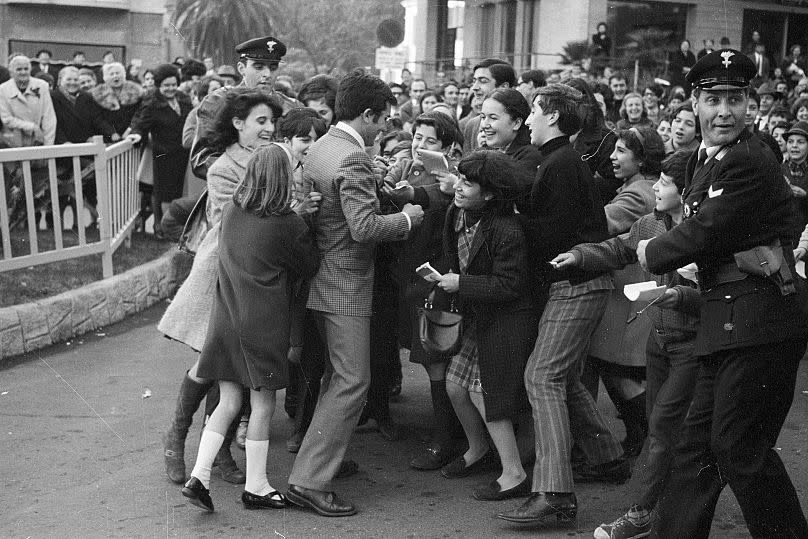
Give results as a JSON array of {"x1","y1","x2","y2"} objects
[
  {"x1": 660, "y1": 149, "x2": 691, "y2": 192},
  {"x1": 668, "y1": 100, "x2": 701, "y2": 136},
  {"x1": 616, "y1": 125, "x2": 665, "y2": 175},
  {"x1": 233, "y1": 144, "x2": 293, "y2": 217},
  {"x1": 208, "y1": 89, "x2": 284, "y2": 154},
  {"x1": 152, "y1": 63, "x2": 180, "y2": 88},
  {"x1": 412, "y1": 111, "x2": 464, "y2": 149},
  {"x1": 419, "y1": 90, "x2": 439, "y2": 112},
  {"x1": 486, "y1": 88, "x2": 530, "y2": 123},
  {"x1": 297, "y1": 75, "x2": 339, "y2": 117},
  {"x1": 456, "y1": 150, "x2": 529, "y2": 215},
  {"x1": 790, "y1": 96, "x2": 808, "y2": 118},
  {"x1": 534, "y1": 83, "x2": 585, "y2": 136},
  {"x1": 277, "y1": 107, "x2": 328, "y2": 141},
  {"x1": 334, "y1": 70, "x2": 396, "y2": 122}
]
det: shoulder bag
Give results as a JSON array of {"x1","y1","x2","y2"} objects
[{"x1": 418, "y1": 285, "x2": 463, "y2": 357}]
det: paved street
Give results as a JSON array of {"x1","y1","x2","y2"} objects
[{"x1": 1, "y1": 302, "x2": 807, "y2": 538}]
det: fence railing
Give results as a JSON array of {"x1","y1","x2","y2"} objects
[{"x1": 0, "y1": 135, "x2": 142, "y2": 278}]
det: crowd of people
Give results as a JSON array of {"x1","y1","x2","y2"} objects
[{"x1": 3, "y1": 28, "x2": 808, "y2": 539}]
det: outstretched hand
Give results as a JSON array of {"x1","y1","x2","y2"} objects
[{"x1": 549, "y1": 252, "x2": 577, "y2": 270}]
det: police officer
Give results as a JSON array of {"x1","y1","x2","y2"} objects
[
  {"x1": 190, "y1": 36, "x2": 301, "y2": 177},
  {"x1": 637, "y1": 49, "x2": 808, "y2": 538}
]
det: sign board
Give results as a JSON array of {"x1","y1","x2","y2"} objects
[{"x1": 375, "y1": 47, "x2": 408, "y2": 70}]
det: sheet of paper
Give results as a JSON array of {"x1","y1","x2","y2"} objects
[
  {"x1": 624, "y1": 281, "x2": 667, "y2": 302},
  {"x1": 796, "y1": 260, "x2": 805, "y2": 279},
  {"x1": 677, "y1": 263, "x2": 699, "y2": 284},
  {"x1": 417, "y1": 149, "x2": 449, "y2": 174}
]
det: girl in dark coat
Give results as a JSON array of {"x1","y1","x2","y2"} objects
[
  {"x1": 130, "y1": 64, "x2": 193, "y2": 238},
  {"x1": 182, "y1": 145, "x2": 319, "y2": 513},
  {"x1": 429, "y1": 151, "x2": 539, "y2": 501}
]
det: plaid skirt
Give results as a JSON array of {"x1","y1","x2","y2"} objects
[{"x1": 445, "y1": 321, "x2": 482, "y2": 393}]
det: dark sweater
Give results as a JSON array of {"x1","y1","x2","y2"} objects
[{"x1": 516, "y1": 136, "x2": 609, "y2": 285}]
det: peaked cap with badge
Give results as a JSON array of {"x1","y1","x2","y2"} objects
[
  {"x1": 685, "y1": 48, "x2": 756, "y2": 90},
  {"x1": 235, "y1": 36, "x2": 287, "y2": 64}
]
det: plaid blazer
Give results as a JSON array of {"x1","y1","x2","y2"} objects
[{"x1": 304, "y1": 126, "x2": 410, "y2": 316}]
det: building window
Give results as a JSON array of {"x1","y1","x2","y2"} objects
[{"x1": 606, "y1": 0, "x2": 688, "y2": 55}]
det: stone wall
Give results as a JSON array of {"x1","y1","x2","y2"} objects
[{"x1": 0, "y1": 250, "x2": 191, "y2": 361}]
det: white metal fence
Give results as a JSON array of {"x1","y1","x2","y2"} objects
[{"x1": 0, "y1": 135, "x2": 142, "y2": 278}]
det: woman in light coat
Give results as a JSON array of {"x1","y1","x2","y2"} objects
[{"x1": 157, "y1": 89, "x2": 291, "y2": 485}]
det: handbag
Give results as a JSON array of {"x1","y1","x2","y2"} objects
[
  {"x1": 177, "y1": 189, "x2": 209, "y2": 257},
  {"x1": 418, "y1": 285, "x2": 463, "y2": 357}
]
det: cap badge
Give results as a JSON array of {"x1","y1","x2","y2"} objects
[
  {"x1": 267, "y1": 40, "x2": 277, "y2": 52},
  {"x1": 720, "y1": 51, "x2": 733, "y2": 68}
]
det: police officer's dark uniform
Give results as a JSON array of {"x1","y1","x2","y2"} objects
[
  {"x1": 643, "y1": 49, "x2": 808, "y2": 538},
  {"x1": 190, "y1": 36, "x2": 301, "y2": 178}
]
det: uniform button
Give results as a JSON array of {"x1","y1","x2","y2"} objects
[
  {"x1": 724, "y1": 323, "x2": 735, "y2": 331},
  {"x1": 413, "y1": 170, "x2": 420, "y2": 176}
]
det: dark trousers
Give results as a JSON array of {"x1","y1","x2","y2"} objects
[
  {"x1": 631, "y1": 335, "x2": 699, "y2": 509},
  {"x1": 652, "y1": 338, "x2": 808, "y2": 538},
  {"x1": 290, "y1": 311, "x2": 327, "y2": 436},
  {"x1": 364, "y1": 255, "x2": 400, "y2": 421}
]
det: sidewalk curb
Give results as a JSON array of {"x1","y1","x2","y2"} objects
[{"x1": 0, "y1": 250, "x2": 192, "y2": 361}]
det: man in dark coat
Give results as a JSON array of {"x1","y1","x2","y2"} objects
[{"x1": 637, "y1": 49, "x2": 808, "y2": 538}]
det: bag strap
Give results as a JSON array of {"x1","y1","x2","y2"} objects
[{"x1": 423, "y1": 282, "x2": 459, "y2": 313}]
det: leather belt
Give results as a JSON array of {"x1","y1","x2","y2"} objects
[{"x1": 701, "y1": 262, "x2": 748, "y2": 289}]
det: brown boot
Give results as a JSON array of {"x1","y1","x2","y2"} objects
[{"x1": 163, "y1": 372, "x2": 211, "y2": 484}]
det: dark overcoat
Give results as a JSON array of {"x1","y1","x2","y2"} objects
[
  {"x1": 51, "y1": 89, "x2": 111, "y2": 143},
  {"x1": 131, "y1": 89, "x2": 193, "y2": 201},
  {"x1": 436, "y1": 204, "x2": 539, "y2": 421},
  {"x1": 197, "y1": 203, "x2": 320, "y2": 390},
  {"x1": 646, "y1": 129, "x2": 808, "y2": 354}
]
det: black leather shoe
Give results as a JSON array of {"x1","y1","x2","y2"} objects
[
  {"x1": 242, "y1": 490, "x2": 287, "y2": 510},
  {"x1": 410, "y1": 441, "x2": 461, "y2": 471},
  {"x1": 182, "y1": 477, "x2": 214, "y2": 512},
  {"x1": 286, "y1": 484, "x2": 357, "y2": 517},
  {"x1": 496, "y1": 492, "x2": 577, "y2": 524},
  {"x1": 335, "y1": 459, "x2": 359, "y2": 479},
  {"x1": 473, "y1": 476, "x2": 532, "y2": 501},
  {"x1": 573, "y1": 457, "x2": 630, "y2": 484},
  {"x1": 440, "y1": 449, "x2": 498, "y2": 478}
]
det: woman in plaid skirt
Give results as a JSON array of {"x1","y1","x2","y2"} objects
[{"x1": 427, "y1": 151, "x2": 539, "y2": 501}]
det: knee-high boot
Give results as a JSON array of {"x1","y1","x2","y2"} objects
[{"x1": 163, "y1": 372, "x2": 212, "y2": 484}]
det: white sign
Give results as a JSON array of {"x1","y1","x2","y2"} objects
[{"x1": 375, "y1": 47, "x2": 408, "y2": 70}]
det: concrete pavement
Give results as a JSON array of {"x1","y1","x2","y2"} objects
[{"x1": 1, "y1": 302, "x2": 806, "y2": 538}]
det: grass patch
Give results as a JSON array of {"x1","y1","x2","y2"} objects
[{"x1": 0, "y1": 227, "x2": 172, "y2": 307}]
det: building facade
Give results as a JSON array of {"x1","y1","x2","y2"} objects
[
  {"x1": 1, "y1": 0, "x2": 167, "y2": 67},
  {"x1": 404, "y1": 0, "x2": 808, "y2": 83}
]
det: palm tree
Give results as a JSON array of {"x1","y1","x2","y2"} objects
[{"x1": 173, "y1": 0, "x2": 278, "y2": 64}]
